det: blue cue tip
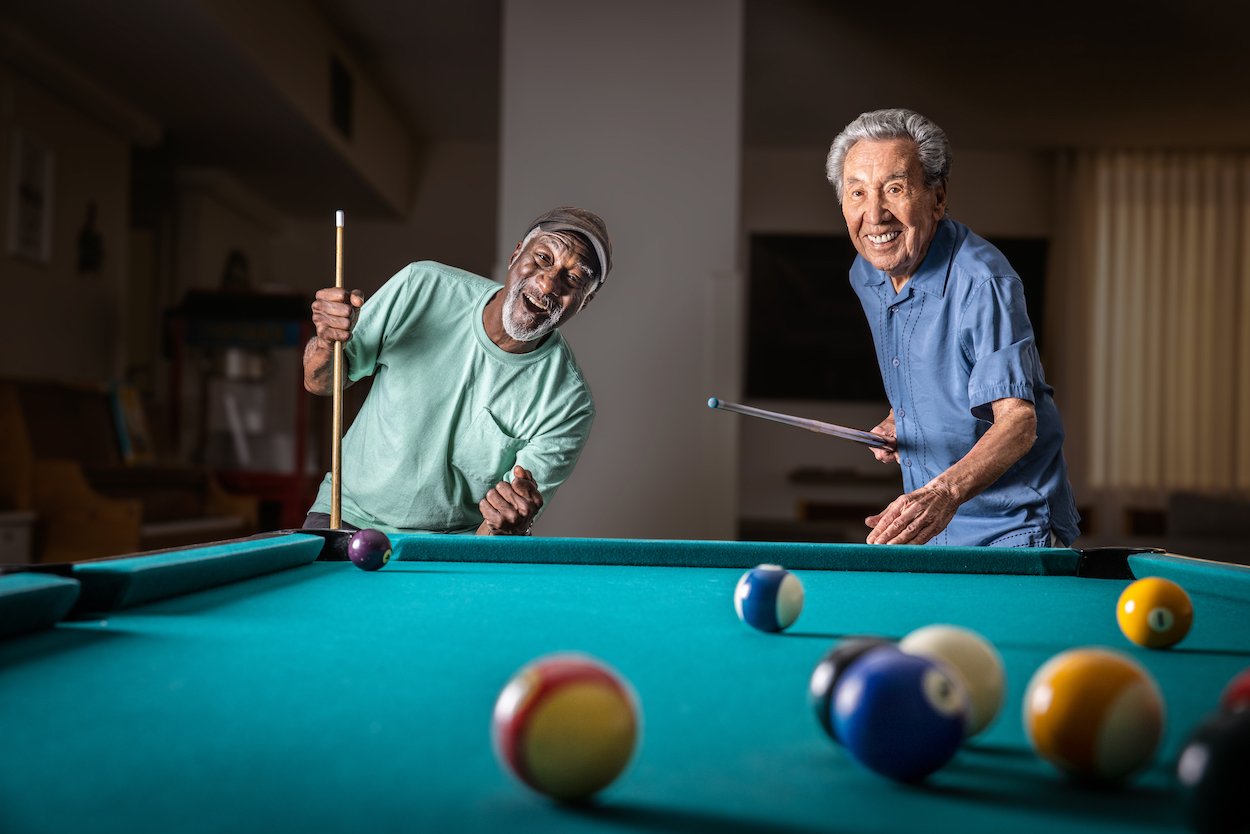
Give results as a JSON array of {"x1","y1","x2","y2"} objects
[{"x1": 707, "y1": 397, "x2": 720, "y2": 409}]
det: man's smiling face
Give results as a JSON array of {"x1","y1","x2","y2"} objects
[
  {"x1": 502, "y1": 230, "x2": 597, "y2": 342},
  {"x1": 840, "y1": 137, "x2": 946, "y2": 285}
]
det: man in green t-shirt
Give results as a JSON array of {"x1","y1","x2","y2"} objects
[{"x1": 302, "y1": 207, "x2": 611, "y2": 536}]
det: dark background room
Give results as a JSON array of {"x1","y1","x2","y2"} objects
[{"x1": 2, "y1": 0, "x2": 1249, "y2": 563}]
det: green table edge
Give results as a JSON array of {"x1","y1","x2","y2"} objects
[
  {"x1": 385, "y1": 534, "x2": 1085, "y2": 575},
  {"x1": 0, "y1": 573, "x2": 81, "y2": 638},
  {"x1": 70, "y1": 533, "x2": 324, "y2": 614},
  {"x1": 1129, "y1": 551, "x2": 1250, "y2": 602}
]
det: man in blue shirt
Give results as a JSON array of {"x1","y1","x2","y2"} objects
[{"x1": 826, "y1": 109, "x2": 1080, "y2": 547}]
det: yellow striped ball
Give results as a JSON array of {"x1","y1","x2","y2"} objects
[
  {"x1": 492, "y1": 654, "x2": 639, "y2": 801},
  {"x1": 1023, "y1": 648, "x2": 1165, "y2": 782}
]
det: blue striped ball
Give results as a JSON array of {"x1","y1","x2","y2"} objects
[{"x1": 734, "y1": 564, "x2": 804, "y2": 632}]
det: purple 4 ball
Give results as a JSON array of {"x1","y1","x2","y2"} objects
[{"x1": 348, "y1": 528, "x2": 392, "y2": 571}]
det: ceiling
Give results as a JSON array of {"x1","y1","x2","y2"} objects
[
  {"x1": 321, "y1": 0, "x2": 1250, "y2": 150},
  {"x1": 3, "y1": 0, "x2": 1247, "y2": 215},
  {"x1": 311, "y1": 0, "x2": 501, "y2": 142},
  {"x1": 742, "y1": 0, "x2": 1250, "y2": 149}
]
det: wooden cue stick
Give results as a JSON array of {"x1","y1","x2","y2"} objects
[
  {"x1": 707, "y1": 396, "x2": 895, "y2": 450},
  {"x1": 331, "y1": 210, "x2": 345, "y2": 529}
]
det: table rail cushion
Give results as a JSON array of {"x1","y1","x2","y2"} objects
[
  {"x1": 1130, "y1": 551, "x2": 1250, "y2": 603},
  {"x1": 385, "y1": 535, "x2": 1085, "y2": 575},
  {"x1": 0, "y1": 573, "x2": 81, "y2": 638},
  {"x1": 70, "y1": 533, "x2": 324, "y2": 615}
]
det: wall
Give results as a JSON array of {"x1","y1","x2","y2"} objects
[
  {"x1": 272, "y1": 140, "x2": 498, "y2": 297},
  {"x1": 202, "y1": 0, "x2": 412, "y2": 215},
  {"x1": 497, "y1": 0, "x2": 744, "y2": 540},
  {"x1": 174, "y1": 171, "x2": 281, "y2": 297},
  {"x1": 0, "y1": 65, "x2": 130, "y2": 384}
]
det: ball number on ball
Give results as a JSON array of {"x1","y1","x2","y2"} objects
[
  {"x1": 1116, "y1": 576, "x2": 1193, "y2": 649},
  {"x1": 833, "y1": 649, "x2": 968, "y2": 782}
]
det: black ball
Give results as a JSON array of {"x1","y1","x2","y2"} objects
[
  {"x1": 808, "y1": 637, "x2": 895, "y2": 743},
  {"x1": 1177, "y1": 710, "x2": 1250, "y2": 834}
]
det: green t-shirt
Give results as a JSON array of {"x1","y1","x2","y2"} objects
[{"x1": 310, "y1": 261, "x2": 594, "y2": 533}]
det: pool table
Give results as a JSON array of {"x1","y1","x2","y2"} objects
[{"x1": 2, "y1": 533, "x2": 1248, "y2": 834}]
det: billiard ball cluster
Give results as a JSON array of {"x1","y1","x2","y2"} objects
[
  {"x1": 459, "y1": 557, "x2": 1239, "y2": 826},
  {"x1": 807, "y1": 624, "x2": 1003, "y2": 782}
]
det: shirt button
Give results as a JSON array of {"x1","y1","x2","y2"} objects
[
  {"x1": 897, "y1": 408, "x2": 906, "y2": 418},
  {"x1": 892, "y1": 357, "x2": 900, "y2": 367},
  {"x1": 905, "y1": 460, "x2": 912, "y2": 467},
  {"x1": 889, "y1": 306, "x2": 898, "y2": 314}
]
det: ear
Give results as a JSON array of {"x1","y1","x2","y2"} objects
[
  {"x1": 576, "y1": 285, "x2": 599, "y2": 313},
  {"x1": 932, "y1": 181, "x2": 949, "y2": 218},
  {"x1": 508, "y1": 240, "x2": 524, "y2": 265}
]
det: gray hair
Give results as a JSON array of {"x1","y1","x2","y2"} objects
[{"x1": 825, "y1": 109, "x2": 952, "y2": 203}]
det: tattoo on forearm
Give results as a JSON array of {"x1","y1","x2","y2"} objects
[{"x1": 303, "y1": 338, "x2": 333, "y2": 392}]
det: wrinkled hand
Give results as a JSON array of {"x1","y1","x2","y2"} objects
[
  {"x1": 870, "y1": 413, "x2": 898, "y2": 464},
  {"x1": 311, "y1": 287, "x2": 364, "y2": 346},
  {"x1": 480, "y1": 466, "x2": 543, "y2": 535},
  {"x1": 865, "y1": 484, "x2": 959, "y2": 545}
]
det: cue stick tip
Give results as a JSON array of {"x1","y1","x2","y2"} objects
[
  {"x1": 707, "y1": 396, "x2": 720, "y2": 409},
  {"x1": 335, "y1": 210, "x2": 344, "y2": 227}
]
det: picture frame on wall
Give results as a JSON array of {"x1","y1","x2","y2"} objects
[{"x1": 8, "y1": 130, "x2": 55, "y2": 264}]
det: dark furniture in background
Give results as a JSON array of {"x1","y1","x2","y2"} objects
[{"x1": 0, "y1": 378, "x2": 258, "y2": 562}]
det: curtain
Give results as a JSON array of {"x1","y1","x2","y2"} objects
[{"x1": 1049, "y1": 152, "x2": 1250, "y2": 493}]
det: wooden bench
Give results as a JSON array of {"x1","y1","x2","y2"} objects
[{"x1": 0, "y1": 378, "x2": 258, "y2": 563}]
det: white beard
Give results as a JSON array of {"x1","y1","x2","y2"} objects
[{"x1": 502, "y1": 280, "x2": 563, "y2": 342}]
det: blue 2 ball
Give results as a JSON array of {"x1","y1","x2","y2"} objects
[{"x1": 833, "y1": 649, "x2": 968, "y2": 782}]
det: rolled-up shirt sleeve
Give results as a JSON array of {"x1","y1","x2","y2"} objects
[{"x1": 962, "y1": 275, "x2": 1039, "y2": 421}]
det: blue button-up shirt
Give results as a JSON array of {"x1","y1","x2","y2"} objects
[{"x1": 850, "y1": 217, "x2": 1080, "y2": 547}]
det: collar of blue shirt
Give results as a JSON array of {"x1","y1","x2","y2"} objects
[{"x1": 858, "y1": 217, "x2": 957, "y2": 297}]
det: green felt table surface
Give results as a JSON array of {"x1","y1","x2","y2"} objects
[{"x1": 2, "y1": 537, "x2": 1248, "y2": 834}]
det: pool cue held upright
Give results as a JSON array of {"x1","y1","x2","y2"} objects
[
  {"x1": 707, "y1": 397, "x2": 895, "y2": 450},
  {"x1": 331, "y1": 210, "x2": 345, "y2": 529}
]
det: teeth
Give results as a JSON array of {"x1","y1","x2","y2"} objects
[
  {"x1": 524, "y1": 292, "x2": 549, "y2": 313},
  {"x1": 867, "y1": 231, "x2": 901, "y2": 244}
]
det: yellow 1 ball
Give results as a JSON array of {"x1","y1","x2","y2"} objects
[{"x1": 1116, "y1": 576, "x2": 1193, "y2": 649}]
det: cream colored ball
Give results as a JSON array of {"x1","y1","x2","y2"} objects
[{"x1": 900, "y1": 624, "x2": 1005, "y2": 737}]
